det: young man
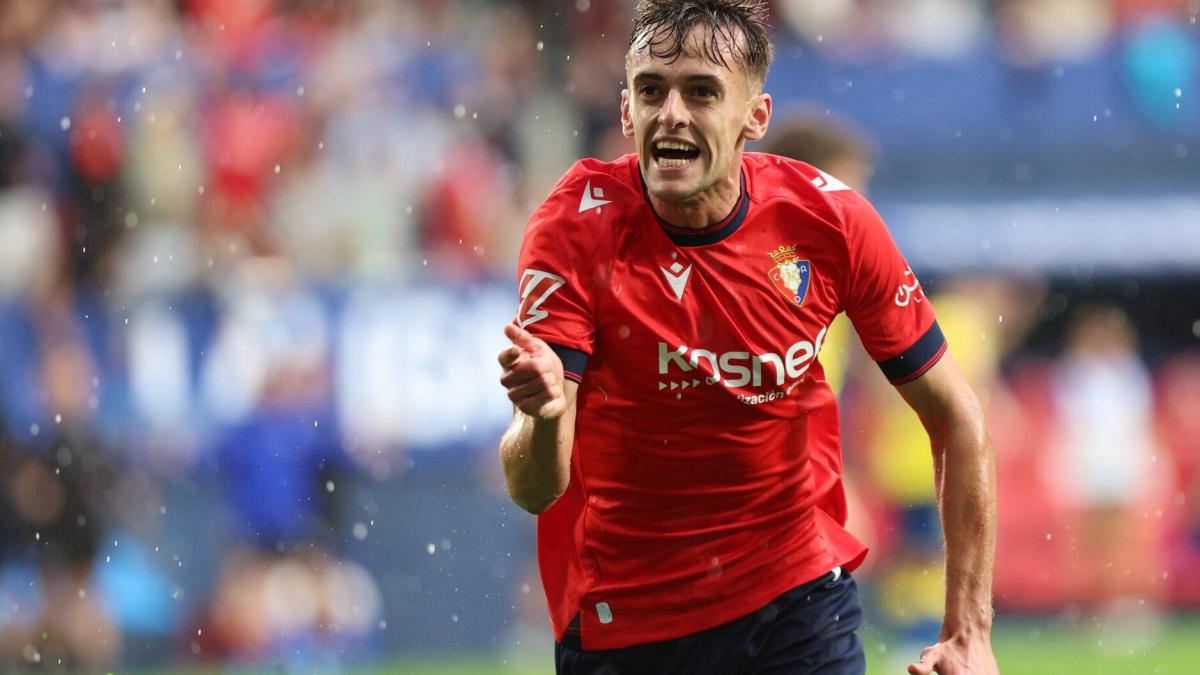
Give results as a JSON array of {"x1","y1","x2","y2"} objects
[{"x1": 497, "y1": 2, "x2": 998, "y2": 673}]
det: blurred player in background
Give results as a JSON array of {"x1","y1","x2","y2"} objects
[{"x1": 497, "y1": 2, "x2": 998, "y2": 674}]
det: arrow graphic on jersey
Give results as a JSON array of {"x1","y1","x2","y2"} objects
[
  {"x1": 578, "y1": 180, "x2": 611, "y2": 213},
  {"x1": 517, "y1": 268, "x2": 566, "y2": 328},
  {"x1": 659, "y1": 261, "x2": 692, "y2": 301}
]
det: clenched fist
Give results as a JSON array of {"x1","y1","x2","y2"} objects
[{"x1": 498, "y1": 323, "x2": 568, "y2": 420}]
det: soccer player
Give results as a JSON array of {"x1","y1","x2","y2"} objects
[{"x1": 497, "y1": 2, "x2": 998, "y2": 674}]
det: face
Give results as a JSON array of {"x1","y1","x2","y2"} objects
[{"x1": 621, "y1": 25, "x2": 771, "y2": 205}]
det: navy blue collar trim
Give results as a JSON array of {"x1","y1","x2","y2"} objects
[{"x1": 642, "y1": 172, "x2": 749, "y2": 247}]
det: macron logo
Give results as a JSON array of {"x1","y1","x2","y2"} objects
[
  {"x1": 518, "y1": 269, "x2": 566, "y2": 328},
  {"x1": 578, "y1": 180, "x2": 611, "y2": 213},
  {"x1": 659, "y1": 261, "x2": 692, "y2": 302},
  {"x1": 812, "y1": 169, "x2": 851, "y2": 193}
]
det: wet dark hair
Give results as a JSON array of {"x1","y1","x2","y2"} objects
[{"x1": 630, "y1": 0, "x2": 774, "y2": 84}]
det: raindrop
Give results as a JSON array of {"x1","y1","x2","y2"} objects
[
  {"x1": 326, "y1": 480, "x2": 335, "y2": 493},
  {"x1": 353, "y1": 523, "x2": 368, "y2": 540},
  {"x1": 22, "y1": 645, "x2": 40, "y2": 663},
  {"x1": 537, "y1": 41, "x2": 544, "y2": 52},
  {"x1": 426, "y1": 543, "x2": 436, "y2": 554},
  {"x1": 60, "y1": 116, "x2": 71, "y2": 131},
  {"x1": 454, "y1": 104, "x2": 466, "y2": 119},
  {"x1": 274, "y1": 164, "x2": 281, "y2": 174}
]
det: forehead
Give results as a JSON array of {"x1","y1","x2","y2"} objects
[{"x1": 626, "y1": 22, "x2": 750, "y2": 83}]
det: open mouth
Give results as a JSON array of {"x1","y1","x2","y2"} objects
[{"x1": 651, "y1": 140, "x2": 700, "y2": 168}]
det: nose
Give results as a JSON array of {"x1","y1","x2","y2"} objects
[{"x1": 657, "y1": 89, "x2": 688, "y2": 129}]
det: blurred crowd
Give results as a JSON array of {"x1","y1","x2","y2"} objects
[{"x1": 0, "y1": 0, "x2": 1197, "y2": 671}]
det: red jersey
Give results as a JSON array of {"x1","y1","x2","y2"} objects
[{"x1": 515, "y1": 152, "x2": 944, "y2": 650}]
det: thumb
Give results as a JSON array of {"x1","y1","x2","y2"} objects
[
  {"x1": 907, "y1": 648, "x2": 936, "y2": 675},
  {"x1": 504, "y1": 322, "x2": 540, "y2": 351}
]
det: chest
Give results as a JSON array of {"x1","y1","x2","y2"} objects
[{"x1": 585, "y1": 211, "x2": 845, "y2": 405}]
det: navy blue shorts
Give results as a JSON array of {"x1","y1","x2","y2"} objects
[{"x1": 554, "y1": 570, "x2": 865, "y2": 675}]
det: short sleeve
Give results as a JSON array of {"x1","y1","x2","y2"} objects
[
  {"x1": 840, "y1": 193, "x2": 946, "y2": 385},
  {"x1": 515, "y1": 171, "x2": 600, "y2": 370}
]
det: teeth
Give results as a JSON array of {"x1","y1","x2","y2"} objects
[
  {"x1": 655, "y1": 141, "x2": 697, "y2": 152},
  {"x1": 657, "y1": 157, "x2": 691, "y2": 167}
]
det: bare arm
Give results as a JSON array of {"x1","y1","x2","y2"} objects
[
  {"x1": 497, "y1": 323, "x2": 579, "y2": 514},
  {"x1": 896, "y1": 352, "x2": 999, "y2": 675}
]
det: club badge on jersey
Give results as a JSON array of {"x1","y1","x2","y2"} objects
[{"x1": 766, "y1": 244, "x2": 812, "y2": 308}]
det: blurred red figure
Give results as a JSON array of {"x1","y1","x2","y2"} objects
[{"x1": 1154, "y1": 353, "x2": 1200, "y2": 605}]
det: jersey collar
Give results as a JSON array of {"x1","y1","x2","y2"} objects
[{"x1": 639, "y1": 169, "x2": 750, "y2": 247}]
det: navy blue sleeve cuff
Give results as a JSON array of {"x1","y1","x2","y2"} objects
[
  {"x1": 549, "y1": 344, "x2": 589, "y2": 383},
  {"x1": 877, "y1": 321, "x2": 947, "y2": 385}
]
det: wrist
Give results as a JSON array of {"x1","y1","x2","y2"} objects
[{"x1": 941, "y1": 604, "x2": 994, "y2": 640}]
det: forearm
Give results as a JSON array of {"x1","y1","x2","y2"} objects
[
  {"x1": 500, "y1": 405, "x2": 575, "y2": 514},
  {"x1": 932, "y1": 412, "x2": 997, "y2": 638}
]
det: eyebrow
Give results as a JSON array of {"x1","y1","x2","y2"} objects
[{"x1": 632, "y1": 72, "x2": 726, "y2": 90}]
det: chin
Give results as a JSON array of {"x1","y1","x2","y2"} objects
[{"x1": 645, "y1": 178, "x2": 700, "y2": 204}]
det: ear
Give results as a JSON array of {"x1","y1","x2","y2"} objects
[
  {"x1": 742, "y1": 92, "x2": 772, "y2": 142},
  {"x1": 620, "y1": 89, "x2": 634, "y2": 138}
]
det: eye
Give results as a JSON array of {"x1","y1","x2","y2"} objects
[
  {"x1": 638, "y1": 84, "x2": 660, "y2": 97},
  {"x1": 691, "y1": 86, "x2": 715, "y2": 98}
]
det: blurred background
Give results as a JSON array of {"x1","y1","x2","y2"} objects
[{"x1": 0, "y1": 0, "x2": 1197, "y2": 673}]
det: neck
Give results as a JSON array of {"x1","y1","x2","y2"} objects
[{"x1": 649, "y1": 162, "x2": 743, "y2": 230}]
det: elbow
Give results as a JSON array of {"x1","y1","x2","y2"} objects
[{"x1": 508, "y1": 485, "x2": 564, "y2": 515}]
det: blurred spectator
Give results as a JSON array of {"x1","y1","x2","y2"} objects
[{"x1": 1048, "y1": 305, "x2": 1166, "y2": 608}]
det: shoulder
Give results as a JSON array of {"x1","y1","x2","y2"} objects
[
  {"x1": 743, "y1": 152, "x2": 874, "y2": 231},
  {"x1": 521, "y1": 154, "x2": 642, "y2": 263},
  {"x1": 524, "y1": 154, "x2": 643, "y2": 251}
]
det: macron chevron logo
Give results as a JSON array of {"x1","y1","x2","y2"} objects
[
  {"x1": 578, "y1": 180, "x2": 611, "y2": 213},
  {"x1": 659, "y1": 261, "x2": 692, "y2": 302},
  {"x1": 812, "y1": 169, "x2": 851, "y2": 193}
]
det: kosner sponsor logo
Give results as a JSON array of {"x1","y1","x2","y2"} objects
[{"x1": 657, "y1": 326, "x2": 828, "y2": 389}]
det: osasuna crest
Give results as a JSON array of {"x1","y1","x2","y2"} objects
[{"x1": 766, "y1": 244, "x2": 811, "y2": 308}]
